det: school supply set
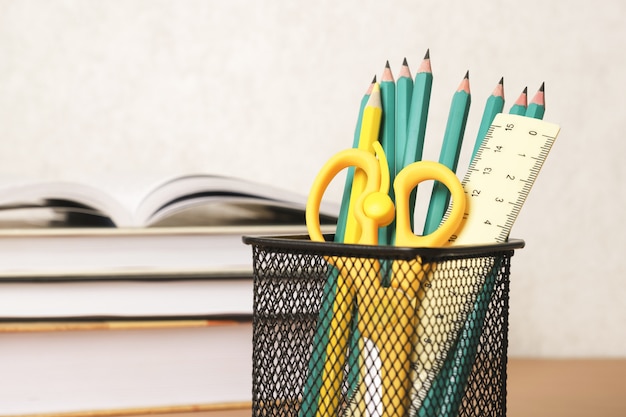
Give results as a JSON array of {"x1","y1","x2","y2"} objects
[{"x1": 244, "y1": 51, "x2": 560, "y2": 417}]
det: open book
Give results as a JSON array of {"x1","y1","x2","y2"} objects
[{"x1": 0, "y1": 174, "x2": 338, "y2": 228}]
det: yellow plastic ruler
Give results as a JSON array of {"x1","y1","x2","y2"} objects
[
  {"x1": 409, "y1": 113, "x2": 561, "y2": 414},
  {"x1": 449, "y1": 113, "x2": 561, "y2": 246}
]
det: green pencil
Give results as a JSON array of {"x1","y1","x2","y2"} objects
[
  {"x1": 395, "y1": 57, "x2": 413, "y2": 174},
  {"x1": 301, "y1": 78, "x2": 376, "y2": 417},
  {"x1": 403, "y1": 49, "x2": 432, "y2": 169},
  {"x1": 525, "y1": 82, "x2": 545, "y2": 119},
  {"x1": 415, "y1": 260, "x2": 503, "y2": 417},
  {"x1": 423, "y1": 71, "x2": 471, "y2": 235},
  {"x1": 433, "y1": 80, "x2": 503, "y2": 416},
  {"x1": 471, "y1": 77, "x2": 504, "y2": 160},
  {"x1": 378, "y1": 61, "x2": 396, "y2": 246},
  {"x1": 397, "y1": 50, "x2": 432, "y2": 236},
  {"x1": 509, "y1": 86, "x2": 528, "y2": 115},
  {"x1": 434, "y1": 84, "x2": 543, "y2": 417}
]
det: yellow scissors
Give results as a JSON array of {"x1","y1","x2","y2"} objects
[{"x1": 305, "y1": 142, "x2": 466, "y2": 417}]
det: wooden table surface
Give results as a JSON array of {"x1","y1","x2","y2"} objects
[
  {"x1": 93, "y1": 358, "x2": 626, "y2": 417},
  {"x1": 507, "y1": 358, "x2": 626, "y2": 417}
]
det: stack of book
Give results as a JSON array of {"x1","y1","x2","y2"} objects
[{"x1": 0, "y1": 173, "x2": 337, "y2": 417}]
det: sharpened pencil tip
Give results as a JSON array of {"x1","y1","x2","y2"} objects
[
  {"x1": 458, "y1": 71, "x2": 471, "y2": 93},
  {"x1": 372, "y1": 75, "x2": 377, "y2": 83},
  {"x1": 399, "y1": 58, "x2": 412, "y2": 79},
  {"x1": 424, "y1": 49, "x2": 430, "y2": 59},
  {"x1": 522, "y1": 86, "x2": 528, "y2": 94},
  {"x1": 381, "y1": 61, "x2": 394, "y2": 82},
  {"x1": 529, "y1": 82, "x2": 545, "y2": 107},
  {"x1": 539, "y1": 82, "x2": 545, "y2": 92},
  {"x1": 493, "y1": 77, "x2": 505, "y2": 98}
]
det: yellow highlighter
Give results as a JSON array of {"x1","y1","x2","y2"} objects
[{"x1": 306, "y1": 142, "x2": 466, "y2": 417}]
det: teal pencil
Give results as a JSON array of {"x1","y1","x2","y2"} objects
[
  {"x1": 334, "y1": 76, "x2": 376, "y2": 243},
  {"x1": 397, "y1": 50, "x2": 432, "y2": 236},
  {"x1": 395, "y1": 57, "x2": 414, "y2": 174},
  {"x1": 403, "y1": 50, "x2": 432, "y2": 169},
  {"x1": 432, "y1": 81, "x2": 502, "y2": 414},
  {"x1": 300, "y1": 77, "x2": 375, "y2": 417},
  {"x1": 416, "y1": 260, "x2": 503, "y2": 417},
  {"x1": 433, "y1": 83, "x2": 537, "y2": 417},
  {"x1": 525, "y1": 82, "x2": 545, "y2": 119},
  {"x1": 422, "y1": 78, "x2": 499, "y2": 417},
  {"x1": 423, "y1": 71, "x2": 471, "y2": 235},
  {"x1": 471, "y1": 77, "x2": 504, "y2": 160},
  {"x1": 509, "y1": 86, "x2": 528, "y2": 116},
  {"x1": 378, "y1": 61, "x2": 396, "y2": 246}
]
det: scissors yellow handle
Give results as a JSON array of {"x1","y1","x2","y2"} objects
[
  {"x1": 304, "y1": 143, "x2": 466, "y2": 417},
  {"x1": 393, "y1": 161, "x2": 465, "y2": 247},
  {"x1": 306, "y1": 143, "x2": 466, "y2": 249},
  {"x1": 306, "y1": 144, "x2": 394, "y2": 246}
]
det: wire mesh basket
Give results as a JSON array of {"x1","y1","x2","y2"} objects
[{"x1": 243, "y1": 235, "x2": 524, "y2": 417}]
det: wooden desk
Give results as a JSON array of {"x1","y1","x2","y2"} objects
[
  {"x1": 44, "y1": 359, "x2": 624, "y2": 417},
  {"x1": 507, "y1": 358, "x2": 626, "y2": 417},
  {"x1": 207, "y1": 359, "x2": 626, "y2": 417}
]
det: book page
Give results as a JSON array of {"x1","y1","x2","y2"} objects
[
  {"x1": 0, "y1": 173, "x2": 339, "y2": 228},
  {"x1": 136, "y1": 174, "x2": 340, "y2": 227},
  {"x1": 0, "y1": 178, "x2": 133, "y2": 226}
]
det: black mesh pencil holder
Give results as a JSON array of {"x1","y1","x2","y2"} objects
[{"x1": 243, "y1": 235, "x2": 524, "y2": 417}]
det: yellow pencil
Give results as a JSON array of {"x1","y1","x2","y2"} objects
[
  {"x1": 300, "y1": 82, "x2": 381, "y2": 417},
  {"x1": 335, "y1": 76, "x2": 377, "y2": 243},
  {"x1": 344, "y1": 82, "x2": 383, "y2": 244}
]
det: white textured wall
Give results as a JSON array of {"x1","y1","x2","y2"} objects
[{"x1": 0, "y1": 0, "x2": 624, "y2": 357}]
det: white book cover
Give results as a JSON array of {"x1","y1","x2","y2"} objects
[
  {"x1": 0, "y1": 278, "x2": 253, "y2": 319},
  {"x1": 0, "y1": 321, "x2": 253, "y2": 415},
  {"x1": 0, "y1": 225, "x2": 334, "y2": 276}
]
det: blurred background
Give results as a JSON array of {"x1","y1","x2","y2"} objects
[{"x1": 0, "y1": 0, "x2": 624, "y2": 357}]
